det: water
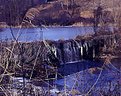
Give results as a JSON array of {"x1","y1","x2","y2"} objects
[
  {"x1": 58, "y1": 60, "x2": 103, "y2": 76},
  {"x1": 54, "y1": 61, "x2": 121, "y2": 95},
  {"x1": 0, "y1": 26, "x2": 94, "y2": 41}
]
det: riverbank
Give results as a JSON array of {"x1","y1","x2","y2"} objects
[{"x1": 0, "y1": 23, "x2": 93, "y2": 28}]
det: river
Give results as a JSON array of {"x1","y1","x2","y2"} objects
[{"x1": 0, "y1": 26, "x2": 94, "y2": 41}]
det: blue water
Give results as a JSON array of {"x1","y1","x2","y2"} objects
[
  {"x1": 0, "y1": 26, "x2": 94, "y2": 41},
  {"x1": 54, "y1": 61, "x2": 120, "y2": 93},
  {"x1": 58, "y1": 60, "x2": 102, "y2": 76}
]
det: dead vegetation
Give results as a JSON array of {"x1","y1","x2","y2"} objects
[{"x1": 0, "y1": 31, "x2": 120, "y2": 95}]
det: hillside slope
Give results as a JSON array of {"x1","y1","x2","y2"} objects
[
  {"x1": 25, "y1": 0, "x2": 121, "y2": 26},
  {"x1": 25, "y1": 0, "x2": 94, "y2": 26},
  {"x1": 0, "y1": 0, "x2": 120, "y2": 27}
]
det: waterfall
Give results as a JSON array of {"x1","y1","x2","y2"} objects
[
  {"x1": 73, "y1": 41, "x2": 80, "y2": 61},
  {"x1": 52, "y1": 46, "x2": 57, "y2": 57},
  {"x1": 71, "y1": 41, "x2": 76, "y2": 61},
  {"x1": 93, "y1": 47, "x2": 95, "y2": 59},
  {"x1": 85, "y1": 42, "x2": 88, "y2": 53},
  {"x1": 49, "y1": 39, "x2": 102, "y2": 64},
  {"x1": 69, "y1": 42, "x2": 73, "y2": 62},
  {"x1": 80, "y1": 46, "x2": 83, "y2": 58},
  {"x1": 83, "y1": 42, "x2": 88, "y2": 59},
  {"x1": 57, "y1": 48, "x2": 63, "y2": 64},
  {"x1": 64, "y1": 42, "x2": 73, "y2": 62}
]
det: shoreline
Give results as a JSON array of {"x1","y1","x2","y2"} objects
[{"x1": 0, "y1": 22, "x2": 94, "y2": 28}]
